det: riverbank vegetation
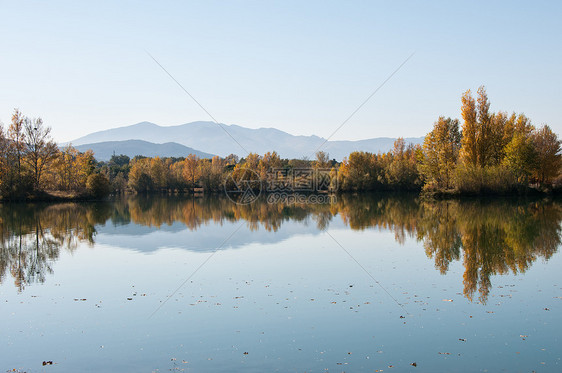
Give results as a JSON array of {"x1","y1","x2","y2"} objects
[
  {"x1": 1, "y1": 87, "x2": 560, "y2": 200},
  {"x1": 420, "y1": 87, "x2": 561, "y2": 194},
  {"x1": 0, "y1": 110, "x2": 109, "y2": 200}
]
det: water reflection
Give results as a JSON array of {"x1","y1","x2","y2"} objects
[
  {"x1": 0, "y1": 202, "x2": 111, "y2": 290},
  {"x1": 1, "y1": 195, "x2": 560, "y2": 303}
]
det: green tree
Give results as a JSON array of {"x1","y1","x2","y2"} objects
[
  {"x1": 86, "y1": 173, "x2": 111, "y2": 198},
  {"x1": 503, "y1": 131, "x2": 536, "y2": 183}
]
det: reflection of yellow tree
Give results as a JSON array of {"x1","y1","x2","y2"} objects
[
  {"x1": 123, "y1": 195, "x2": 328, "y2": 233},
  {"x1": 1, "y1": 195, "x2": 561, "y2": 302},
  {"x1": 0, "y1": 203, "x2": 111, "y2": 291},
  {"x1": 326, "y1": 195, "x2": 562, "y2": 304},
  {"x1": 417, "y1": 201, "x2": 462, "y2": 274},
  {"x1": 425, "y1": 200, "x2": 561, "y2": 303},
  {"x1": 120, "y1": 195, "x2": 561, "y2": 304}
]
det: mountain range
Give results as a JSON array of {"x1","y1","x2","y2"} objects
[
  {"x1": 71, "y1": 121, "x2": 424, "y2": 161},
  {"x1": 74, "y1": 140, "x2": 213, "y2": 161}
]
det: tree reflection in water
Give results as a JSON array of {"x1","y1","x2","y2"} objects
[{"x1": 1, "y1": 195, "x2": 560, "y2": 303}]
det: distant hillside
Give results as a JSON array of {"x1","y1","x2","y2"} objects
[
  {"x1": 72, "y1": 121, "x2": 424, "y2": 160},
  {"x1": 74, "y1": 140, "x2": 214, "y2": 161}
]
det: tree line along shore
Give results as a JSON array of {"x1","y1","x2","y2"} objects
[{"x1": 1, "y1": 87, "x2": 560, "y2": 201}]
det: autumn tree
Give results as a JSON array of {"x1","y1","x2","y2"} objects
[
  {"x1": 488, "y1": 111, "x2": 509, "y2": 165},
  {"x1": 24, "y1": 117, "x2": 58, "y2": 189},
  {"x1": 8, "y1": 109, "x2": 27, "y2": 186},
  {"x1": 224, "y1": 154, "x2": 239, "y2": 166},
  {"x1": 197, "y1": 157, "x2": 226, "y2": 192},
  {"x1": 313, "y1": 151, "x2": 331, "y2": 169},
  {"x1": 52, "y1": 145, "x2": 76, "y2": 190},
  {"x1": 258, "y1": 151, "x2": 282, "y2": 181},
  {"x1": 460, "y1": 89, "x2": 478, "y2": 167},
  {"x1": 502, "y1": 116, "x2": 536, "y2": 183},
  {"x1": 460, "y1": 86, "x2": 501, "y2": 168},
  {"x1": 242, "y1": 153, "x2": 261, "y2": 170},
  {"x1": 168, "y1": 161, "x2": 186, "y2": 190},
  {"x1": 46, "y1": 145, "x2": 95, "y2": 192},
  {"x1": 421, "y1": 117, "x2": 461, "y2": 189},
  {"x1": 0, "y1": 123, "x2": 11, "y2": 195},
  {"x1": 208, "y1": 155, "x2": 226, "y2": 191},
  {"x1": 149, "y1": 157, "x2": 167, "y2": 191},
  {"x1": 475, "y1": 86, "x2": 493, "y2": 167},
  {"x1": 386, "y1": 138, "x2": 421, "y2": 189},
  {"x1": 339, "y1": 151, "x2": 383, "y2": 191},
  {"x1": 183, "y1": 154, "x2": 200, "y2": 189},
  {"x1": 128, "y1": 157, "x2": 153, "y2": 192},
  {"x1": 532, "y1": 125, "x2": 561, "y2": 184}
]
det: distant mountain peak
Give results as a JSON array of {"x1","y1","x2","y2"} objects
[{"x1": 132, "y1": 121, "x2": 160, "y2": 127}]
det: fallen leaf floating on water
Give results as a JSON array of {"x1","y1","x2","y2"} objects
[
  {"x1": 442, "y1": 299, "x2": 453, "y2": 302},
  {"x1": 544, "y1": 308, "x2": 550, "y2": 311},
  {"x1": 243, "y1": 352, "x2": 249, "y2": 355},
  {"x1": 42, "y1": 361, "x2": 53, "y2": 366},
  {"x1": 438, "y1": 352, "x2": 451, "y2": 355},
  {"x1": 400, "y1": 316, "x2": 405, "y2": 319},
  {"x1": 459, "y1": 338, "x2": 467, "y2": 342},
  {"x1": 127, "y1": 298, "x2": 133, "y2": 301},
  {"x1": 410, "y1": 362, "x2": 417, "y2": 367}
]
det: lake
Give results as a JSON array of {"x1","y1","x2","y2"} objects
[{"x1": 1, "y1": 194, "x2": 561, "y2": 372}]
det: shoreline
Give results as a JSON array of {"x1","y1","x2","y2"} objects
[{"x1": 2, "y1": 187, "x2": 560, "y2": 204}]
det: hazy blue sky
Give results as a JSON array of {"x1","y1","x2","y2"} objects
[{"x1": 1, "y1": 0, "x2": 560, "y2": 143}]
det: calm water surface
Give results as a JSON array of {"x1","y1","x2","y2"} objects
[{"x1": 1, "y1": 194, "x2": 561, "y2": 372}]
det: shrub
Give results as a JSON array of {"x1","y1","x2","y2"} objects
[
  {"x1": 454, "y1": 164, "x2": 519, "y2": 194},
  {"x1": 86, "y1": 173, "x2": 111, "y2": 198}
]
